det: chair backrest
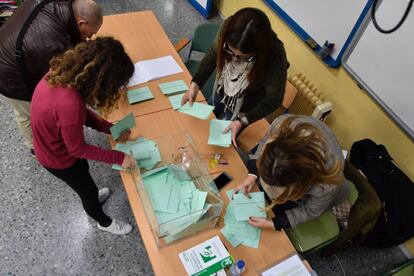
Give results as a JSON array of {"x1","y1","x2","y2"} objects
[
  {"x1": 383, "y1": 259, "x2": 414, "y2": 276},
  {"x1": 347, "y1": 181, "x2": 359, "y2": 205},
  {"x1": 189, "y1": 22, "x2": 221, "y2": 58},
  {"x1": 265, "y1": 80, "x2": 298, "y2": 123}
]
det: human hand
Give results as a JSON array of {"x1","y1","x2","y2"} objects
[
  {"x1": 181, "y1": 82, "x2": 200, "y2": 107},
  {"x1": 233, "y1": 174, "x2": 256, "y2": 199},
  {"x1": 116, "y1": 129, "x2": 131, "y2": 142},
  {"x1": 248, "y1": 217, "x2": 275, "y2": 229},
  {"x1": 223, "y1": 120, "x2": 243, "y2": 148},
  {"x1": 121, "y1": 154, "x2": 134, "y2": 170}
]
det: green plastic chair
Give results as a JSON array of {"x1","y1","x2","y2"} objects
[
  {"x1": 382, "y1": 259, "x2": 414, "y2": 276},
  {"x1": 187, "y1": 22, "x2": 221, "y2": 57},
  {"x1": 285, "y1": 181, "x2": 358, "y2": 257},
  {"x1": 175, "y1": 22, "x2": 221, "y2": 100}
]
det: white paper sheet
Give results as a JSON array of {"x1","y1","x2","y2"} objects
[
  {"x1": 262, "y1": 255, "x2": 311, "y2": 276},
  {"x1": 128, "y1": 55, "x2": 183, "y2": 86}
]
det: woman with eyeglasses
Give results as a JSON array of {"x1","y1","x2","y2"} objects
[
  {"x1": 234, "y1": 114, "x2": 351, "y2": 231},
  {"x1": 181, "y1": 7, "x2": 288, "y2": 146}
]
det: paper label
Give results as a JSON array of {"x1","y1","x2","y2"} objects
[{"x1": 179, "y1": 236, "x2": 233, "y2": 276}]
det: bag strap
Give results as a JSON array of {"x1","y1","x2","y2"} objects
[{"x1": 15, "y1": 0, "x2": 56, "y2": 92}]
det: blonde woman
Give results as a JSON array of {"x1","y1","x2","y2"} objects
[
  {"x1": 234, "y1": 114, "x2": 351, "y2": 230},
  {"x1": 31, "y1": 37, "x2": 135, "y2": 235}
]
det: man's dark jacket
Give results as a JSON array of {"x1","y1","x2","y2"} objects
[{"x1": 0, "y1": 0, "x2": 81, "y2": 101}]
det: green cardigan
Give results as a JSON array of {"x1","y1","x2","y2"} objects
[{"x1": 192, "y1": 26, "x2": 288, "y2": 124}]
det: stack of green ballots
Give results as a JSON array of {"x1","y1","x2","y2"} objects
[
  {"x1": 127, "y1": 86, "x2": 154, "y2": 104},
  {"x1": 208, "y1": 119, "x2": 232, "y2": 147},
  {"x1": 167, "y1": 92, "x2": 214, "y2": 120},
  {"x1": 233, "y1": 192, "x2": 266, "y2": 221},
  {"x1": 159, "y1": 80, "x2": 188, "y2": 96},
  {"x1": 112, "y1": 137, "x2": 161, "y2": 171},
  {"x1": 161, "y1": 80, "x2": 215, "y2": 120},
  {"x1": 141, "y1": 164, "x2": 211, "y2": 239},
  {"x1": 220, "y1": 189, "x2": 262, "y2": 248}
]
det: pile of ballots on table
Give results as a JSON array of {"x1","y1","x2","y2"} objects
[
  {"x1": 112, "y1": 137, "x2": 161, "y2": 171},
  {"x1": 220, "y1": 189, "x2": 266, "y2": 249},
  {"x1": 161, "y1": 80, "x2": 215, "y2": 120},
  {"x1": 141, "y1": 164, "x2": 212, "y2": 242},
  {"x1": 127, "y1": 86, "x2": 154, "y2": 104}
]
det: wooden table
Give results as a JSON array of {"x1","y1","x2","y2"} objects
[
  {"x1": 98, "y1": 11, "x2": 204, "y2": 122},
  {"x1": 111, "y1": 110, "x2": 298, "y2": 275},
  {"x1": 102, "y1": 11, "x2": 298, "y2": 276}
]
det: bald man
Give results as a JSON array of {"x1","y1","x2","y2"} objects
[{"x1": 0, "y1": 0, "x2": 103, "y2": 153}]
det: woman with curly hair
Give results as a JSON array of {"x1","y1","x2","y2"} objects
[
  {"x1": 234, "y1": 115, "x2": 351, "y2": 230},
  {"x1": 30, "y1": 37, "x2": 135, "y2": 235}
]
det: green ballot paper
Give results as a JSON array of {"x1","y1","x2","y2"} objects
[
  {"x1": 169, "y1": 94, "x2": 215, "y2": 120},
  {"x1": 142, "y1": 164, "x2": 209, "y2": 237},
  {"x1": 208, "y1": 119, "x2": 231, "y2": 147},
  {"x1": 111, "y1": 143, "x2": 131, "y2": 171},
  {"x1": 127, "y1": 86, "x2": 154, "y2": 104},
  {"x1": 159, "y1": 80, "x2": 188, "y2": 95},
  {"x1": 233, "y1": 192, "x2": 266, "y2": 221},
  {"x1": 178, "y1": 102, "x2": 214, "y2": 120},
  {"x1": 127, "y1": 138, "x2": 162, "y2": 170},
  {"x1": 110, "y1": 112, "x2": 135, "y2": 140},
  {"x1": 167, "y1": 93, "x2": 185, "y2": 110},
  {"x1": 220, "y1": 189, "x2": 261, "y2": 249}
]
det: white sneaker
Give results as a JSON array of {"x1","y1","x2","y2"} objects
[
  {"x1": 98, "y1": 187, "x2": 111, "y2": 204},
  {"x1": 97, "y1": 219, "x2": 133, "y2": 235}
]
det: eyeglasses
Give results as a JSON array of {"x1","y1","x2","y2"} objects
[{"x1": 223, "y1": 43, "x2": 255, "y2": 62}]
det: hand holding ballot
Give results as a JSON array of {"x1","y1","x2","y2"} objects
[
  {"x1": 110, "y1": 113, "x2": 135, "y2": 140},
  {"x1": 208, "y1": 119, "x2": 232, "y2": 147},
  {"x1": 233, "y1": 174, "x2": 257, "y2": 198},
  {"x1": 181, "y1": 82, "x2": 199, "y2": 107},
  {"x1": 121, "y1": 154, "x2": 135, "y2": 170},
  {"x1": 117, "y1": 129, "x2": 131, "y2": 142},
  {"x1": 222, "y1": 119, "x2": 244, "y2": 148},
  {"x1": 248, "y1": 216, "x2": 275, "y2": 229}
]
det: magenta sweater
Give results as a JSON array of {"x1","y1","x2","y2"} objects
[{"x1": 31, "y1": 77, "x2": 124, "y2": 169}]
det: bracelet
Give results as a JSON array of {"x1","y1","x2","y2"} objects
[{"x1": 238, "y1": 116, "x2": 249, "y2": 126}]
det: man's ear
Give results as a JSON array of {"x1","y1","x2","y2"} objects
[{"x1": 77, "y1": 19, "x2": 87, "y2": 28}]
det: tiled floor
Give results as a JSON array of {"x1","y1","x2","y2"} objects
[{"x1": 0, "y1": 0, "x2": 408, "y2": 275}]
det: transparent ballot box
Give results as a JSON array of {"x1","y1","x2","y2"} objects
[{"x1": 130, "y1": 131, "x2": 223, "y2": 247}]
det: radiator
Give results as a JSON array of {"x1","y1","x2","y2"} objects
[
  {"x1": 288, "y1": 73, "x2": 333, "y2": 121},
  {"x1": 239, "y1": 75, "x2": 333, "y2": 151}
]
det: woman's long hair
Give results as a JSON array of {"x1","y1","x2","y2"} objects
[
  {"x1": 216, "y1": 8, "x2": 278, "y2": 89},
  {"x1": 46, "y1": 37, "x2": 134, "y2": 115},
  {"x1": 257, "y1": 116, "x2": 344, "y2": 211}
]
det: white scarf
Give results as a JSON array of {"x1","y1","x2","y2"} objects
[{"x1": 214, "y1": 59, "x2": 254, "y2": 120}]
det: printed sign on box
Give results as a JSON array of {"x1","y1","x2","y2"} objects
[{"x1": 179, "y1": 236, "x2": 233, "y2": 276}]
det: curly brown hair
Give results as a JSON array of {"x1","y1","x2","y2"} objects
[
  {"x1": 257, "y1": 116, "x2": 344, "y2": 210},
  {"x1": 46, "y1": 37, "x2": 134, "y2": 115}
]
